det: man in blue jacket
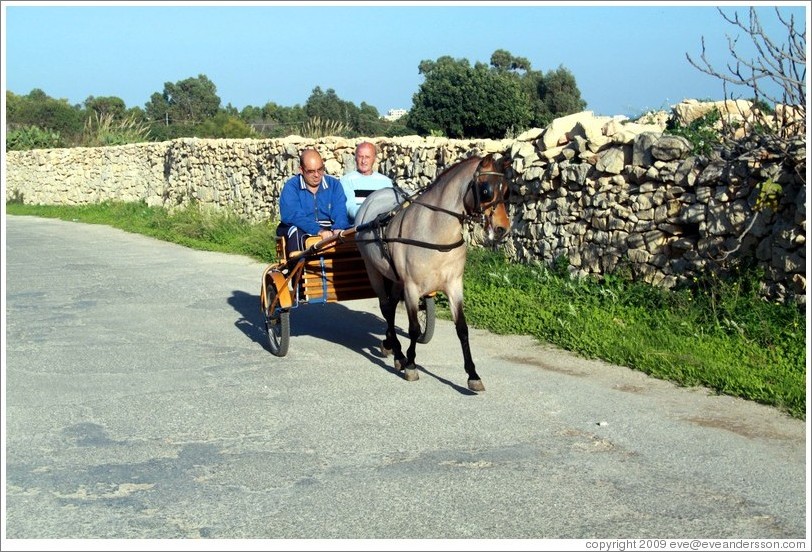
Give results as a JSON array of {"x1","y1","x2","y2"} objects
[{"x1": 276, "y1": 148, "x2": 351, "y2": 257}]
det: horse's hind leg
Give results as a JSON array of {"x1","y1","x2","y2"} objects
[
  {"x1": 401, "y1": 289, "x2": 423, "y2": 382},
  {"x1": 379, "y1": 280, "x2": 409, "y2": 374}
]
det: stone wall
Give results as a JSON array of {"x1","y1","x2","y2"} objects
[
  {"x1": 5, "y1": 135, "x2": 510, "y2": 221},
  {"x1": 505, "y1": 111, "x2": 806, "y2": 304},
  {"x1": 5, "y1": 110, "x2": 806, "y2": 304}
]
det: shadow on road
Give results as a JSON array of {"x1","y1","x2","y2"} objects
[
  {"x1": 227, "y1": 290, "x2": 475, "y2": 394},
  {"x1": 228, "y1": 290, "x2": 273, "y2": 353}
]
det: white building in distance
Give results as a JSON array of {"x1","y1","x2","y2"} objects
[{"x1": 383, "y1": 108, "x2": 407, "y2": 121}]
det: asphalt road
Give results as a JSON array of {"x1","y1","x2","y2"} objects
[{"x1": 3, "y1": 215, "x2": 808, "y2": 542}]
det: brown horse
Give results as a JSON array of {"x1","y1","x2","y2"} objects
[{"x1": 354, "y1": 153, "x2": 511, "y2": 392}]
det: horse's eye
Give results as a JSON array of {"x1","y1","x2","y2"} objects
[{"x1": 479, "y1": 182, "x2": 494, "y2": 202}]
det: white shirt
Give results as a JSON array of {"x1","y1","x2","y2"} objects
[{"x1": 340, "y1": 170, "x2": 393, "y2": 220}]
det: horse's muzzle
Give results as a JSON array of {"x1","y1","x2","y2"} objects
[{"x1": 484, "y1": 224, "x2": 509, "y2": 246}]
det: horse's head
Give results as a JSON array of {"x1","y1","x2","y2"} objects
[{"x1": 466, "y1": 154, "x2": 512, "y2": 244}]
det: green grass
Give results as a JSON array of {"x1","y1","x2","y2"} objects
[
  {"x1": 6, "y1": 200, "x2": 807, "y2": 419},
  {"x1": 6, "y1": 200, "x2": 280, "y2": 262},
  {"x1": 459, "y1": 249, "x2": 806, "y2": 419}
]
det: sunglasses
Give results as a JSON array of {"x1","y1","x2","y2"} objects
[{"x1": 303, "y1": 166, "x2": 325, "y2": 176}]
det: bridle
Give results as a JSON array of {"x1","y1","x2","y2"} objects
[
  {"x1": 465, "y1": 168, "x2": 511, "y2": 225},
  {"x1": 408, "y1": 168, "x2": 509, "y2": 227},
  {"x1": 352, "y1": 163, "x2": 510, "y2": 284},
  {"x1": 354, "y1": 164, "x2": 510, "y2": 256}
]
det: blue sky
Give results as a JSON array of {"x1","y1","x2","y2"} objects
[{"x1": 2, "y1": 1, "x2": 809, "y2": 119}]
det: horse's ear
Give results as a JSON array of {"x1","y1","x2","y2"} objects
[{"x1": 478, "y1": 153, "x2": 510, "y2": 174}]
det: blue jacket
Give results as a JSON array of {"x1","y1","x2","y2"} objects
[{"x1": 278, "y1": 174, "x2": 350, "y2": 235}]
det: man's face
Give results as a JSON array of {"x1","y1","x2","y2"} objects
[
  {"x1": 301, "y1": 155, "x2": 325, "y2": 187},
  {"x1": 355, "y1": 146, "x2": 375, "y2": 176}
]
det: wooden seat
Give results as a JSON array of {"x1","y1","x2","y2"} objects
[{"x1": 301, "y1": 235, "x2": 375, "y2": 302}]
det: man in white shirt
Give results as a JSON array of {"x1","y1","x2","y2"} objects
[{"x1": 340, "y1": 141, "x2": 393, "y2": 224}]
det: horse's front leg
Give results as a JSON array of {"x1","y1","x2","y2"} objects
[{"x1": 447, "y1": 285, "x2": 484, "y2": 392}]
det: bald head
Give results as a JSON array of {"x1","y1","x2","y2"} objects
[
  {"x1": 300, "y1": 148, "x2": 323, "y2": 167},
  {"x1": 299, "y1": 149, "x2": 326, "y2": 187},
  {"x1": 354, "y1": 142, "x2": 377, "y2": 176}
]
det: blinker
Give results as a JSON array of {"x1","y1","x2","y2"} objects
[{"x1": 479, "y1": 182, "x2": 494, "y2": 202}]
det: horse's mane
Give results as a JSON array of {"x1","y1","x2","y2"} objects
[{"x1": 422, "y1": 155, "x2": 481, "y2": 193}]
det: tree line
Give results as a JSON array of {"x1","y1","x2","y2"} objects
[{"x1": 6, "y1": 49, "x2": 586, "y2": 150}]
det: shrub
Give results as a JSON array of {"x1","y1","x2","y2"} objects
[
  {"x1": 6, "y1": 125, "x2": 62, "y2": 151},
  {"x1": 665, "y1": 107, "x2": 722, "y2": 155},
  {"x1": 299, "y1": 116, "x2": 348, "y2": 138},
  {"x1": 81, "y1": 112, "x2": 151, "y2": 146}
]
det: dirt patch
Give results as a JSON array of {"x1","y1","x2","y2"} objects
[
  {"x1": 683, "y1": 415, "x2": 801, "y2": 441},
  {"x1": 501, "y1": 354, "x2": 588, "y2": 377}
]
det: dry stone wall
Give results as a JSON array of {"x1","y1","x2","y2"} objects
[
  {"x1": 506, "y1": 113, "x2": 806, "y2": 305},
  {"x1": 5, "y1": 110, "x2": 806, "y2": 304}
]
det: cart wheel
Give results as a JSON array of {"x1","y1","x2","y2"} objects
[
  {"x1": 263, "y1": 279, "x2": 290, "y2": 357},
  {"x1": 417, "y1": 295, "x2": 435, "y2": 344}
]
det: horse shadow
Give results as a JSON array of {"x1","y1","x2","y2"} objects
[{"x1": 227, "y1": 290, "x2": 475, "y2": 395}]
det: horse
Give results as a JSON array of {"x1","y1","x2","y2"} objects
[{"x1": 354, "y1": 153, "x2": 511, "y2": 392}]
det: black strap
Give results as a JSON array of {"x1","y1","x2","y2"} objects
[
  {"x1": 352, "y1": 166, "x2": 507, "y2": 276},
  {"x1": 355, "y1": 207, "x2": 465, "y2": 252},
  {"x1": 354, "y1": 235, "x2": 465, "y2": 252}
]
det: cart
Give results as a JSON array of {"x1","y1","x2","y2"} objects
[{"x1": 259, "y1": 229, "x2": 436, "y2": 356}]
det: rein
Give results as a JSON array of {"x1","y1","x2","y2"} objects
[
  {"x1": 355, "y1": 162, "x2": 507, "y2": 284},
  {"x1": 354, "y1": 209, "x2": 465, "y2": 252},
  {"x1": 355, "y1": 167, "x2": 507, "y2": 252}
]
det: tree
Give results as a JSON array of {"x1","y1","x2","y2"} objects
[
  {"x1": 239, "y1": 104, "x2": 264, "y2": 123},
  {"x1": 355, "y1": 102, "x2": 387, "y2": 136},
  {"x1": 407, "y1": 56, "x2": 473, "y2": 137},
  {"x1": 144, "y1": 74, "x2": 221, "y2": 126},
  {"x1": 239, "y1": 101, "x2": 307, "y2": 137},
  {"x1": 682, "y1": 7, "x2": 806, "y2": 264},
  {"x1": 6, "y1": 91, "x2": 24, "y2": 122},
  {"x1": 84, "y1": 95, "x2": 127, "y2": 121},
  {"x1": 304, "y1": 86, "x2": 358, "y2": 127},
  {"x1": 469, "y1": 62, "x2": 533, "y2": 137},
  {"x1": 535, "y1": 66, "x2": 587, "y2": 127},
  {"x1": 685, "y1": 7, "x2": 806, "y2": 138},
  {"x1": 6, "y1": 89, "x2": 84, "y2": 144},
  {"x1": 407, "y1": 54, "x2": 533, "y2": 138},
  {"x1": 125, "y1": 105, "x2": 147, "y2": 123},
  {"x1": 221, "y1": 102, "x2": 240, "y2": 117},
  {"x1": 196, "y1": 113, "x2": 257, "y2": 139},
  {"x1": 490, "y1": 49, "x2": 531, "y2": 73},
  {"x1": 407, "y1": 50, "x2": 586, "y2": 137}
]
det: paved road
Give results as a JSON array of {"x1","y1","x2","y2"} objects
[{"x1": 3, "y1": 215, "x2": 808, "y2": 541}]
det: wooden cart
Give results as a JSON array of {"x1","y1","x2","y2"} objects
[{"x1": 259, "y1": 230, "x2": 436, "y2": 356}]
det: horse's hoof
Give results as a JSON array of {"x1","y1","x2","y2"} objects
[
  {"x1": 381, "y1": 340, "x2": 392, "y2": 358},
  {"x1": 404, "y1": 368, "x2": 419, "y2": 382},
  {"x1": 467, "y1": 379, "x2": 485, "y2": 392}
]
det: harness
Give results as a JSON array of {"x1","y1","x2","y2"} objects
[{"x1": 354, "y1": 167, "x2": 508, "y2": 282}]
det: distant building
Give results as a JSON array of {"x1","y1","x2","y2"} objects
[{"x1": 383, "y1": 108, "x2": 407, "y2": 122}]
